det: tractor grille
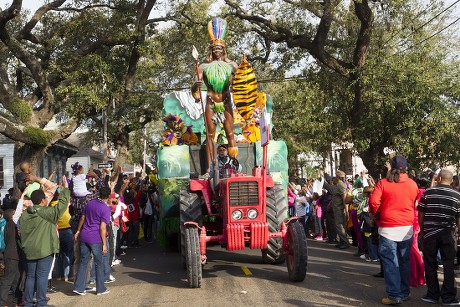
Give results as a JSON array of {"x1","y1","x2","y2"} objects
[{"x1": 229, "y1": 181, "x2": 259, "y2": 206}]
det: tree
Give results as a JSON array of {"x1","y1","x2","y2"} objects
[
  {"x1": 0, "y1": 0, "x2": 169, "y2": 173},
  {"x1": 223, "y1": 0, "x2": 460, "y2": 176}
]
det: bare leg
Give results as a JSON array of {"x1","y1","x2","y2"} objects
[
  {"x1": 223, "y1": 105, "x2": 238, "y2": 158},
  {"x1": 204, "y1": 104, "x2": 216, "y2": 172}
]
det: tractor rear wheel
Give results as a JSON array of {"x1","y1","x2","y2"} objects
[
  {"x1": 185, "y1": 226, "x2": 202, "y2": 288},
  {"x1": 286, "y1": 222, "x2": 308, "y2": 282},
  {"x1": 180, "y1": 189, "x2": 203, "y2": 269},
  {"x1": 262, "y1": 183, "x2": 287, "y2": 264}
]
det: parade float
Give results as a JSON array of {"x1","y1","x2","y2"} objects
[{"x1": 155, "y1": 18, "x2": 306, "y2": 287}]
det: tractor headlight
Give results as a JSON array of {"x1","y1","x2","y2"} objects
[
  {"x1": 247, "y1": 209, "x2": 258, "y2": 220},
  {"x1": 232, "y1": 210, "x2": 243, "y2": 221}
]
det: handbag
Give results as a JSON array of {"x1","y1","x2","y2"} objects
[{"x1": 121, "y1": 219, "x2": 129, "y2": 233}]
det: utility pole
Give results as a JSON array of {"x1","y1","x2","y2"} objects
[
  {"x1": 103, "y1": 108, "x2": 108, "y2": 162},
  {"x1": 142, "y1": 127, "x2": 147, "y2": 176}
]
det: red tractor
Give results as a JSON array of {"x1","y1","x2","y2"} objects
[{"x1": 180, "y1": 143, "x2": 308, "y2": 288}]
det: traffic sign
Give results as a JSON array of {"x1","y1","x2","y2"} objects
[{"x1": 98, "y1": 163, "x2": 113, "y2": 169}]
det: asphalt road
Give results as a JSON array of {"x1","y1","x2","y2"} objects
[{"x1": 43, "y1": 238, "x2": 448, "y2": 307}]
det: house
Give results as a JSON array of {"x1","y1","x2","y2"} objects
[
  {"x1": 64, "y1": 134, "x2": 105, "y2": 174},
  {"x1": 0, "y1": 134, "x2": 78, "y2": 197}
]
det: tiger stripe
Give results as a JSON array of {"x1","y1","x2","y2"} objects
[{"x1": 232, "y1": 54, "x2": 258, "y2": 121}]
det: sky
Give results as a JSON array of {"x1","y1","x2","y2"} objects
[{"x1": 1, "y1": 0, "x2": 458, "y2": 26}]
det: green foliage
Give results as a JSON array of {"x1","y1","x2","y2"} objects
[
  {"x1": 24, "y1": 127, "x2": 52, "y2": 147},
  {"x1": 224, "y1": 0, "x2": 460, "y2": 173},
  {"x1": 10, "y1": 98, "x2": 32, "y2": 123}
]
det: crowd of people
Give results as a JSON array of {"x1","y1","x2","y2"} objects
[
  {"x1": 289, "y1": 155, "x2": 460, "y2": 306},
  {"x1": 0, "y1": 162, "x2": 159, "y2": 306}
]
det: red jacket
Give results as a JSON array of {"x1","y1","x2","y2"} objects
[{"x1": 369, "y1": 173, "x2": 418, "y2": 228}]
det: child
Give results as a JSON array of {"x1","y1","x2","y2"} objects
[
  {"x1": 15, "y1": 162, "x2": 32, "y2": 192},
  {"x1": 358, "y1": 186, "x2": 378, "y2": 262},
  {"x1": 312, "y1": 192, "x2": 323, "y2": 240},
  {"x1": 70, "y1": 162, "x2": 97, "y2": 197}
]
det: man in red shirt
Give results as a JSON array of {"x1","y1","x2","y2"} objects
[{"x1": 369, "y1": 155, "x2": 418, "y2": 305}]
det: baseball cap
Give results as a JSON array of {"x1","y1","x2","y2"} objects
[{"x1": 391, "y1": 155, "x2": 407, "y2": 171}]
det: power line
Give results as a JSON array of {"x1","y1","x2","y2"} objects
[
  {"x1": 383, "y1": 0, "x2": 437, "y2": 46},
  {"x1": 392, "y1": 16, "x2": 460, "y2": 56},
  {"x1": 392, "y1": 0, "x2": 460, "y2": 48}
]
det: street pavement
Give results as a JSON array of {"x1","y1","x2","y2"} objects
[{"x1": 44, "y1": 238, "x2": 453, "y2": 307}]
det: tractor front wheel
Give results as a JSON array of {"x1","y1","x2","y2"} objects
[
  {"x1": 185, "y1": 226, "x2": 202, "y2": 288},
  {"x1": 286, "y1": 222, "x2": 308, "y2": 282},
  {"x1": 180, "y1": 189, "x2": 203, "y2": 268}
]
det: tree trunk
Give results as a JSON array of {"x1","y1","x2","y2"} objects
[
  {"x1": 115, "y1": 129, "x2": 130, "y2": 167},
  {"x1": 359, "y1": 142, "x2": 387, "y2": 180},
  {"x1": 13, "y1": 142, "x2": 46, "y2": 197}
]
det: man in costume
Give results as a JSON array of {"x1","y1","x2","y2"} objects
[{"x1": 192, "y1": 18, "x2": 238, "y2": 174}]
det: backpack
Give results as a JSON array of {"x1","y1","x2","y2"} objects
[{"x1": 0, "y1": 217, "x2": 6, "y2": 252}]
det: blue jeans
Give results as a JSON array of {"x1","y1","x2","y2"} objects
[
  {"x1": 90, "y1": 237, "x2": 111, "y2": 281},
  {"x1": 74, "y1": 242, "x2": 107, "y2": 294},
  {"x1": 379, "y1": 235, "x2": 413, "y2": 301},
  {"x1": 24, "y1": 255, "x2": 53, "y2": 307},
  {"x1": 57, "y1": 228, "x2": 74, "y2": 279},
  {"x1": 367, "y1": 237, "x2": 379, "y2": 260}
]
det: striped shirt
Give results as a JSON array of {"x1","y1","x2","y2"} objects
[{"x1": 418, "y1": 184, "x2": 460, "y2": 239}]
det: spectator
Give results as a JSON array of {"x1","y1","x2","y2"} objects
[
  {"x1": 20, "y1": 176, "x2": 69, "y2": 307},
  {"x1": 331, "y1": 170, "x2": 350, "y2": 249},
  {"x1": 369, "y1": 155, "x2": 418, "y2": 305},
  {"x1": 322, "y1": 174, "x2": 336, "y2": 243},
  {"x1": 73, "y1": 186, "x2": 111, "y2": 296},
  {"x1": 410, "y1": 177, "x2": 429, "y2": 288},
  {"x1": 0, "y1": 197, "x2": 23, "y2": 306},
  {"x1": 418, "y1": 169, "x2": 460, "y2": 305},
  {"x1": 294, "y1": 188, "x2": 308, "y2": 235},
  {"x1": 2, "y1": 188, "x2": 14, "y2": 211},
  {"x1": 50, "y1": 190, "x2": 74, "y2": 282},
  {"x1": 287, "y1": 182, "x2": 297, "y2": 217}
]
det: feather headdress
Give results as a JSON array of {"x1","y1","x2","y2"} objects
[{"x1": 208, "y1": 18, "x2": 228, "y2": 46}]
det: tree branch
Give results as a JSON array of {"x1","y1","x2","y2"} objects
[{"x1": 18, "y1": 0, "x2": 66, "y2": 43}]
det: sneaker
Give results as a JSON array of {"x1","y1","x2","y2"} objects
[
  {"x1": 365, "y1": 257, "x2": 372, "y2": 262},
  {"x1": 47, "y1": 285, "x2": 57, "y2": 293},
  {"x1": 120, "y1": 245, "x2": 128, "y2": 250},
  {"x1": 89, "y1": 280, "x2": 95, "y2": 285},
  {"x1": 112, "y1": 259, "x2": 121, "y2": 265},
  {"x1": 421, "y1": 296, "x2": 439, "y2": 304},
  {"x1": 120, "y1": 251, "x2": 127, "y2": 256},
  {"x1": 338, "y1": 243, "x2": 350, "y2": 249},
  {"x1": 104, "y1": 278, "x2": 116, "y2": 284},
  {"x1": 442, "y1": 300, "x2": 460, "y2": 306},
  {"x1": 72, "y1": 290, "x2": 86, "y2": 296},
  {"x1": 314, "y1": 236, "x2": 323, "y2": 241},
  {"x1": 381, "y1": 297, "x2": 401, "y2": 305},
  {"x1": 85, "y1": 287, "x2": 96, "y2": 292},
  {"x1": 97, "y1": 290, "x2": 110, "y2": 296},
  {"x1": 359, "y1": 254, "x2": 367, "y2": 260},
  {"x1": 371, "y1": 258, "x2": 379, "y2": 262}
]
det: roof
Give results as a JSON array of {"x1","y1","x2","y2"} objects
[{"x1": 0, "y1": 134, "x2": 16, "y2": 144}]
